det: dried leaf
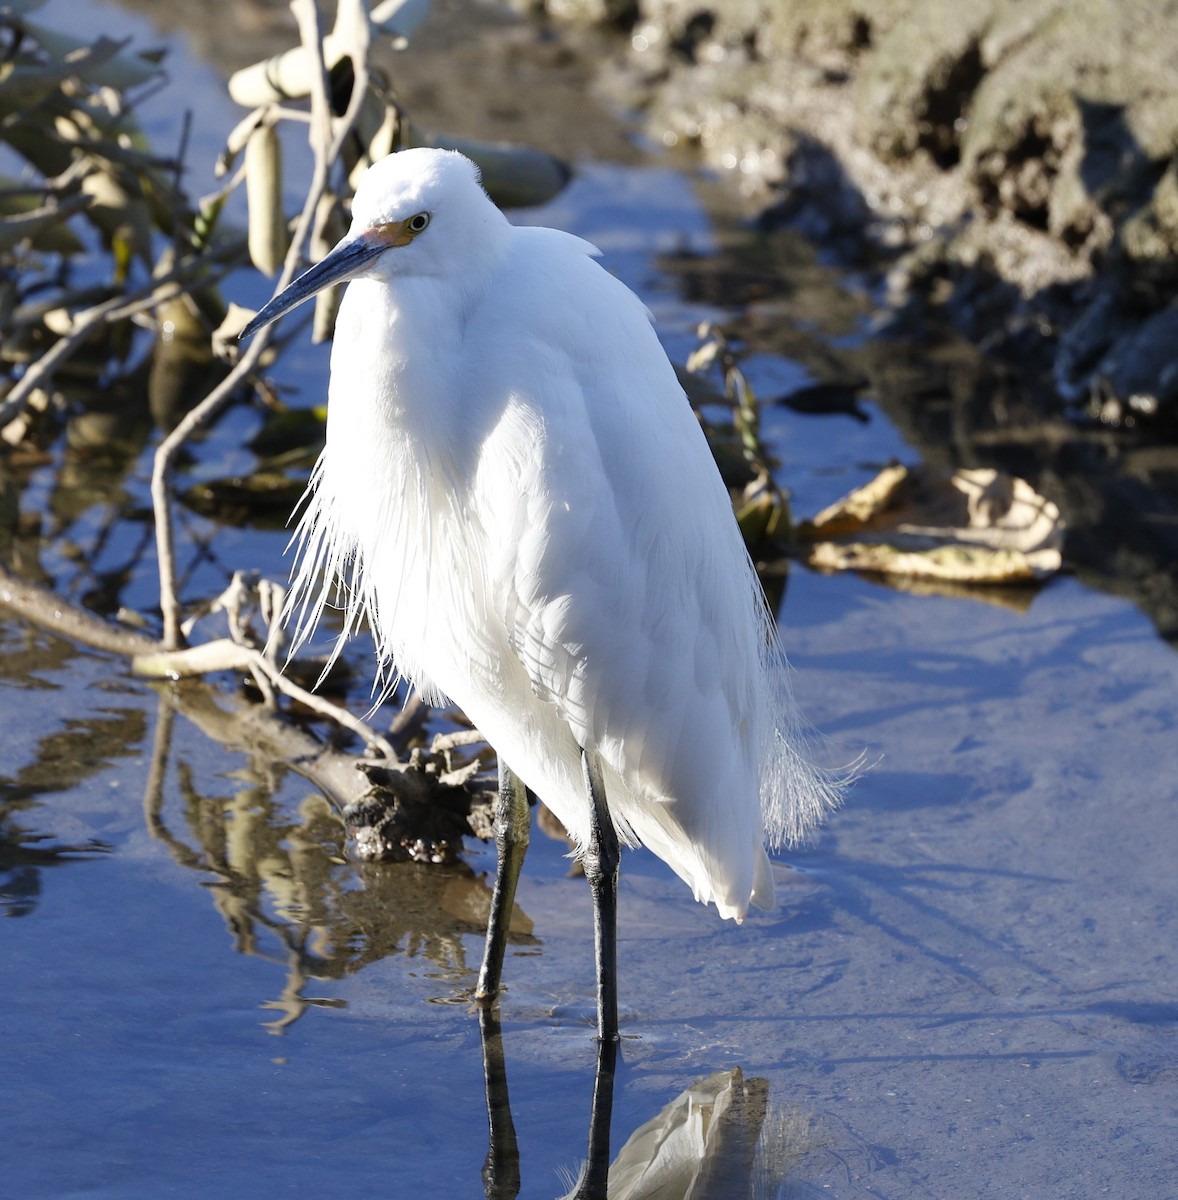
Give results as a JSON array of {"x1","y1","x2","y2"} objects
[
  {"x1": 0, "y1": 191, "x2": 88, "y2": 253},
  {"x1": 22, "y1": 24, "x2": 163, "y2": 90},
  {"x1": 736, "y1": 477, "x2": 791, "y2": 554},
  {"x1": 369, "y1": 0, "x2": 431, "y2": 44},
  {"x1": 0, "y1": 35, "x2": 150, "y2": 105},
  {"x1": 685, "y1": 340, "x2": 720, "y2": 374},
  {"x1": 799, "y1": 465, "x2": 1063, "y2": 585},
  {"x1": 807, "y1": 540, "x2": 1057, "y2": 583},
  {"x1": 211, "y1": 303, "x2": 260, "y2": 359},
  {"x1": 348, "y1": 86, "x2": 400, "y2": 190},
  {"x1": 248, "y1": 405, "x2": 327, "y2": 457},
  {"x1": 217, "y1": 107, "x2": 267, "y2": 178},
  {"x1": 80, "y1": 168, "x2": 153, "y2": 267},
  {"x1": 183, "y1": 472, "x2": 309, "y2": 528},
  {"x1": 799, "y1": 464, "x2": 908, "y2": 539},
  {"x1": 1, "y1": 385, "x2": 51, "y2": 446}
]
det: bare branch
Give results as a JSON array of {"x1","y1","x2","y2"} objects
[
  {"x1": 132, "y1": 636, "x2": 397, "y2": 759},
  {"x1": 132, "y1": 637, "x2": 256, "y2": 677},
  {"x1": 150, "y1": 325, "x2": 271, "y2": 648},
  {"x1": 150, "y1": 0, "x2": 373, "y2": 650}
]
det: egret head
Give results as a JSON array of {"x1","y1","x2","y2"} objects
[{"x1": 239, "y1": 148, "x2": 506, "y2": 340}]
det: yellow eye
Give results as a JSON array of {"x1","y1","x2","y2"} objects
[{"x1": 406, "y1": 212, "x2": 431, "y2": 234}]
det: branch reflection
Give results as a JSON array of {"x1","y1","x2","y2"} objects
[{"x1": 142, "y1": 689, "x2": 534, "y2": 1031}]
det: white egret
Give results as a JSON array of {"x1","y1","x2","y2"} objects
[{"x1": 241, "y1": 148, "x2": 844, "y2": 1041}]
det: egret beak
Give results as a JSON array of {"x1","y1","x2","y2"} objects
[{"x1": 238, "y1": 233, "x2": 389, "y2": 340}]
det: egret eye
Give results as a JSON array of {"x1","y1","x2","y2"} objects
[{"x1": 406, "y1": 212, "x2": 431, "y2": 234}]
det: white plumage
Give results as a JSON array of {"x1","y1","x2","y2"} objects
[{"x1": 243, "y1": 148, "x2": 842, "y2": 1022}]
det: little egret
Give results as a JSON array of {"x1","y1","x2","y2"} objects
[{"x1": 241, "y1": 148, "x2": 843, "y2": 1040}]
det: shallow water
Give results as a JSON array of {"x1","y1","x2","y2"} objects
[
  {"x1": 7, "y1": 566, "x2": 1177, "y2": 1197},
  {"x1": 3, "y1": 4, "x2": 1177, "y2": 1198}
]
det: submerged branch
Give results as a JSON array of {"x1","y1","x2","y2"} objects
[{"x1": 0, "y1": 562, "x2": 159, "y2": 658}]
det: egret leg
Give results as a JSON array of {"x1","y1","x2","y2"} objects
[
  {"x1": 581, "y1": 749, "x2": 620, "y2": 1043},
  {"x1": 477, "y1": 761, "x2": 530, "y2": 1003}
]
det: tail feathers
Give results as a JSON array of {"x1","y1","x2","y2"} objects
[
  {"x1": 758, "y1": 626, "x2": 860, "y2": 849},
  {"x1": 618, "y1": 787, "x2": 773, "y2": 923},
  {"x1": 763, "y1": 727, "x2": 857, "y2": 849}
]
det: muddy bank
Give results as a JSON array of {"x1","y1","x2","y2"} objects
[
  {"x1": 537, "y1": 0, "x2": 1178, "y2": 424},
  {"x1": 532, "y1": 0, "x2": 1178, "y2": 638}
]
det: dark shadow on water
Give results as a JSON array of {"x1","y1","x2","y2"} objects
[
  {"x1": 0, "y1": 828, "x2": 111, "y2": 917},
  {"x1": 850, "y1": 770, "x2": 978, "y2": 813},
  {"x1": 0, "y1": 636, "x2": 137, "y2": 914},
  {"x1": 1088, "y1": 1000, "x2": 1178, "y2": 1027}
]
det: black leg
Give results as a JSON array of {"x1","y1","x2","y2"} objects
[
  {"x1": 478, "y1": 1003, "x2": 521, "y2": 1200},
  {"x1": 477, "y1": 760, "x2": 530, "y2": 1003},
  {"x1": 580, "y1": 749, "x2": 620, "y2": 1043}
]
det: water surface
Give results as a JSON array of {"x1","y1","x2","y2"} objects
[{"x1": 2, "y1": 4, "x2": 1176, "y2": 1198}]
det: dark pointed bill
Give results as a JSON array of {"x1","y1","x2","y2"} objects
[{"x1": 238, "y1": 234, "x2": 388, "y2": 340}]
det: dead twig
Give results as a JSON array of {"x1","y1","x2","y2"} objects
[
  {"x1": 133, "y1": 636, "x2": 397, "y2": 759},
  {"x1": 0, "y1": 243, "x2": 245, "y2": 429}
]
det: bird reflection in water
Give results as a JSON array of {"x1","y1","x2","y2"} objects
[
  {"x1": 141, "y1": 689, "x2": 815, "y2": 1194},
  {"x1": 479, "y1": 1004, "x2": 814, "y2": 1200}
]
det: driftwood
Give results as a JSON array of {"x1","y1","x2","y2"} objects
[{"x1": 0, "y1": 559, "x2": 495, "y2": 861}]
